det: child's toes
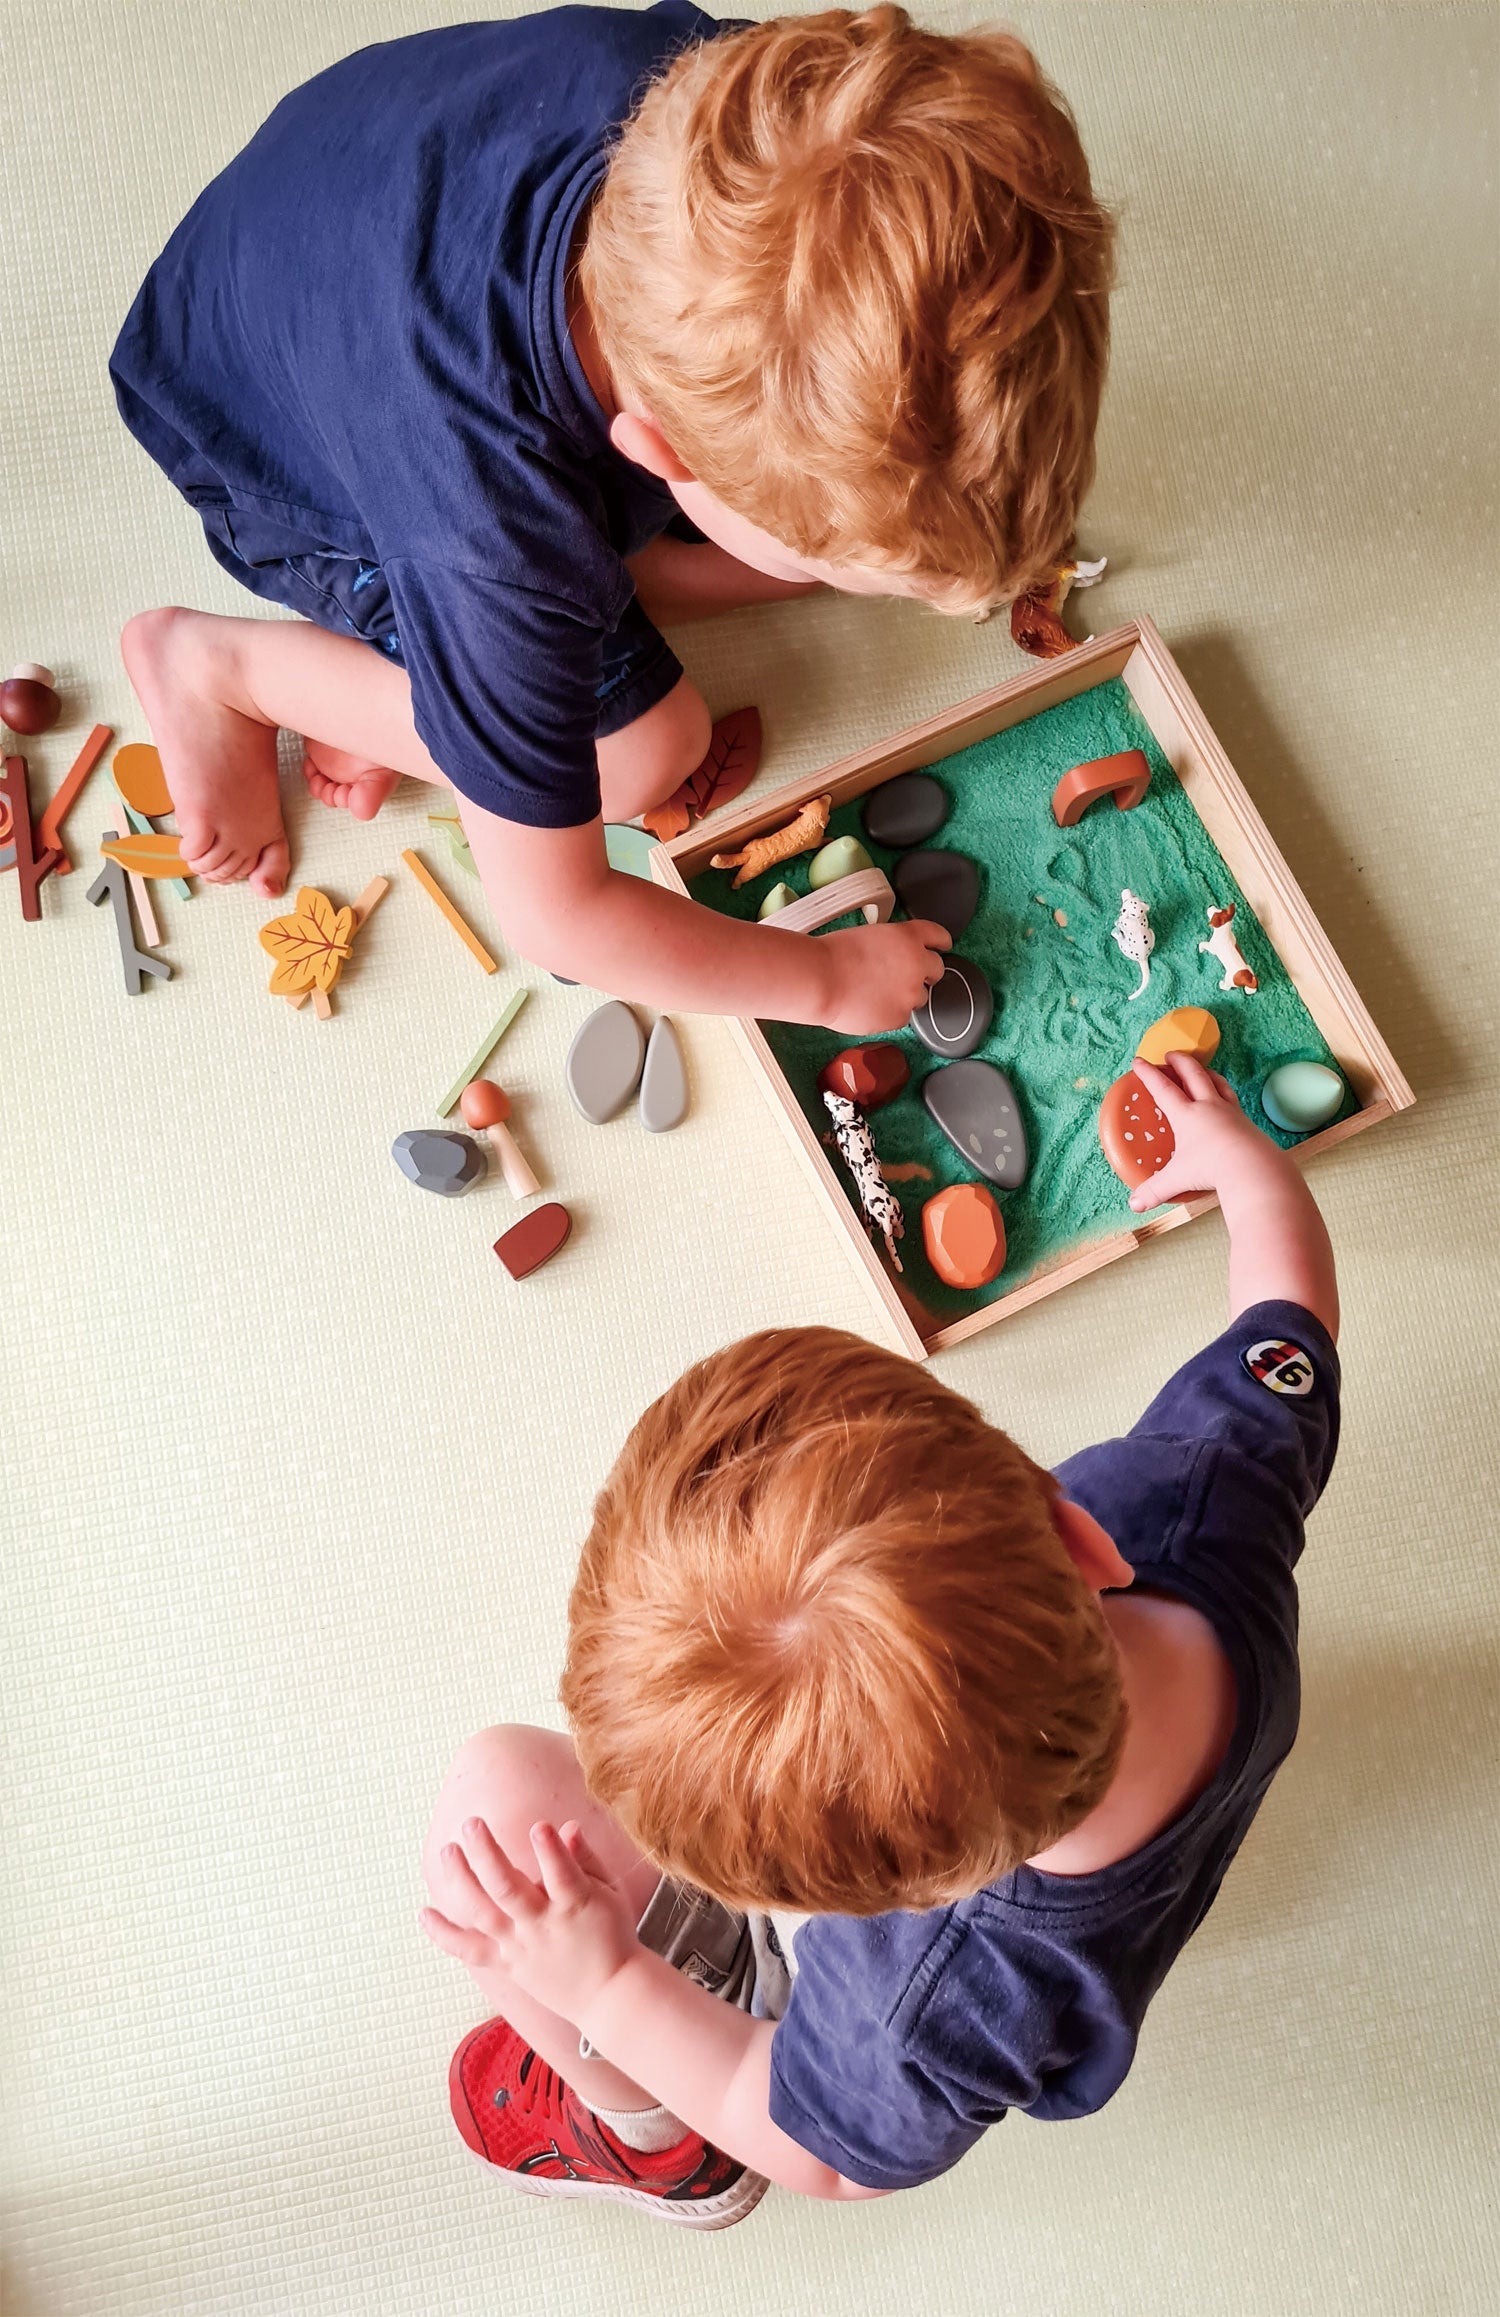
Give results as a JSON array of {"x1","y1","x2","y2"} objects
[
  {"x1": 249, "y1": 837, "x2": 290, "y2": 898},
  {"x1": 348, "y1": 770, "x2": 400, "y2": 822}
]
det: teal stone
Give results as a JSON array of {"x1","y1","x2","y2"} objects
[
  {"x1": 1261, "y1": 1059, "x2": 1345, "y2": 1134},
  {"x1": 808, "y1": 835, "x2": 873, "y2": 887},
  {"x1": 758, "y1": 881, "x2": 798, "y2": 918}
]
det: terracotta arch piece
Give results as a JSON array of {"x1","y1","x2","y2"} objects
[{"x1": 1050, "y1": 748, "x2": 1151, "y2": 828}]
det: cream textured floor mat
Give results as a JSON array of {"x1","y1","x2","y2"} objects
[{"x1": 4, "y1": 5, "x2": 1497, "y2": 2312}]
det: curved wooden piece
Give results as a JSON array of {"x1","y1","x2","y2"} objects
[
  {"x1": 1050, "y1": 748, "x2": 1151, "y2": 828},
  {"x1": 759, "y1": 868, "x2": 894, "y2": 936}
]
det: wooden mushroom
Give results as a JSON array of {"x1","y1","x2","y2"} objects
[{"x1": 459, "y1": 1078, "x2": 541, "y2": 1199}]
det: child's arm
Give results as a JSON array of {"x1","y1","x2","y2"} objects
[
  {"x1": 461, "y1": 804, "x2": 950, "y2": 1032},
  {"x1": 421, "y1": 1818, "x2": 883, "y2": 2201},
  {"x1": 1129, "y1": 1055, "x2": 1339, "y2": 1340}
]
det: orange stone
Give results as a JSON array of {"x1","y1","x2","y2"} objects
[
  {"x1": 922, "y1": 1182, "x2": 1006, "y2": 1289},
  {"x1": 1099, "y1": 1071, "x2": 1175, "y2": 1188},
  {"x1": 1134, "y1": 1005, "x2": 1220, "y2": 1069}
]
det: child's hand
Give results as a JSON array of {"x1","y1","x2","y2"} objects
[
  {"x1": 420, "y1": 1816, "x2": 642, "y2": 2020},
  {"x1": 818, "y1": 919, "x2": 952, "y2": 1033},
  {"x1": 1128, "y1": 1054, "x2": 1291, "y2": 1212}
]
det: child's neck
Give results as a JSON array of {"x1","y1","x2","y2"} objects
[
  {"x1": 565, "y1": 222, "x2": 619, "y2": 421},
  {"x1": 1027, "y1": 1591, "x2": 1237, "y2": 1877}
]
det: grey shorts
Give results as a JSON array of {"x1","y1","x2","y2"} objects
[{"x1": 580, "y1": 1878, "x2": 796, "y2": 2057}]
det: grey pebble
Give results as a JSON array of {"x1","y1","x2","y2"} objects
[
  {"x1": 393, "y1": 1129, "x2": 486, "y2": 1196},
  {"x1": 566, "y1": 999, "x2": 646, "y2": 1124},
  {"x1": 922, "y1": 1059, "x2": 1029, "y2": 1189},
  {"x1": 909, "y1": 955, "x2": 995, "y2": 1058},
  {"x1": 639, "y1": 1016, "x2": 689, "y2": 1133}
]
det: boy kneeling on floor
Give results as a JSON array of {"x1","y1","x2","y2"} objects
[{"x1": 422, "y1": 1057, "x2": 1340, "y2": 2225}]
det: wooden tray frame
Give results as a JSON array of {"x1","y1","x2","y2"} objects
[{"x1": 653, "y1": 618, "x2": 1414, "y2": 1358}]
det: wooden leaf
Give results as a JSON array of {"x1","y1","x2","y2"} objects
[
  {"x1": 99, "y1": 831, "x2": 192, "y2": 877},
  {"x1": 640, "y1": 797, "x2": 692, "y2": 841},
  {"x1": 686, "y1": 706, "x2": 762, "y2": 816},
  {"x1": 112, "y1": 742, "x2": 173, "y2": 817},
  {"x1": 268, "y1": 955, "x2": 319, "y2": 996},
  {"x1": 259, "y1": 888, "x2": 355, "y2": 993},
  {"x1": 639, "y1": 705, "x2": 762, "y2": 840}
]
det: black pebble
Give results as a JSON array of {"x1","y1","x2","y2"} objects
[
  {"x1": 862, "y1": 773, "x2": 949, "y2": 850},
  {"x1": 893, "y1": 849, "x2": 981, "y2": 941}
]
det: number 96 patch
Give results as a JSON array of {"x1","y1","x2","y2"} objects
[{"x1": 1242, "y1": 1338, "x2": 1316, "y2": 1396}]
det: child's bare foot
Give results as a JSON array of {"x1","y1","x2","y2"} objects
[
  {"x1": 120, "y1": 607, "x2": 291, "y2": 896},
  {"x1": 302, "y1": 739, "x2": 402, "y2": 822}
]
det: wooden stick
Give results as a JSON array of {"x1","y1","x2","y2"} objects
[
  {"x1": 106, "y1": 812, "x2": 161, "y2": 948},
  {"x1": 1, "y1": 756, "x2": 62, "y2": 921},
  {"x1": 435, "y1": 988, "x2": 529, "y2": 1115},
  {"x1": 38, "y1": 723, "x2": 111, "y2": 872},
  {"x1": 85, "y1": 846, "x2": 171, "y2": 993},
  {"x1": 311, "y1": 987, "x2": 333, "y2": 1020},
  {"x1": 401, "y1": 847, "x2": 497, "y2": 972}
]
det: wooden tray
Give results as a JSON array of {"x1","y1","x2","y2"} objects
[{"x1": 653, "y1": 618, "x2": 1413, "y2": 1357}]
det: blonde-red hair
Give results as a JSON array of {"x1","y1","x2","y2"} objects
[
  {"x1": 561, "y1": 1328, "x2": 1125, "y2": 1914},
  {"x1": 582, "y1": 6, "x2": 1114, "y2": 613}
]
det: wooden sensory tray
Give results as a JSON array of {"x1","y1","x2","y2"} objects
[{"x1": 653, "y1": 618, "x2": 1413, "y2": 1358}]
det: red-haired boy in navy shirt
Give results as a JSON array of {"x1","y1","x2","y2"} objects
[
  {"x1": 420, "y1": 1055, "x2": 1342, "y2": 2225},
  {"x1": 110, "y1": 4, "x2": 1114, "y2": 1027}
]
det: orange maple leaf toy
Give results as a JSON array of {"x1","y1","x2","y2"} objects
[
  {"x1": 641, "y1": 705, "x2": 762, "y2": 842},
  {"x1": 258, "y1": 882, "x2": 388, "y2": 1019}
]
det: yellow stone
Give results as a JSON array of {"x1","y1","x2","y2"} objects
[{"x1": 1135, "y1": 1006, "x2": 1221, "y2": 1068}]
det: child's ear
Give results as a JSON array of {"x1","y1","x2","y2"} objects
[
  {"x1": 1052, "y1": 1498, "x2": 1135, "y2": 1592},
  {"x1": 610, "y1": 409, "x2": 695, "y2": 485}
]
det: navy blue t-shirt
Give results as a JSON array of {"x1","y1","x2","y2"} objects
[
  {"x1": 110, "y1": 6, "x2": 730, "y2": 827},
  {"x1": 768, "y1": 1302, "x2": 1341, "y2": 2190}
]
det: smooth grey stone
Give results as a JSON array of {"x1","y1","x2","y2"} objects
[
  {"x1": 566, "y1": 999, "x2": 646, "y2": 1123},
  {"x1": 639, "y1": 1016, "x2": 689, "y2": 1133},
  {"x1": 393, "y1": 1129, "x2": 485, "y2": 1196},
  {"x1": 922, "y1": 1059, "x2": 1029, "y2": 1189},
  {"x1": 861, "y1": 774, "x2": 949, "y2": 850},
  {"x1": 893, "y1": 848, "x2": 981, "y2": 940},
  {"x1": 909, "y1": 955, "x2": 994, "y2": 1058}
]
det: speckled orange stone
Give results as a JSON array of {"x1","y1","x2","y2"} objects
[
  {"x1": 1099, "y1": 1071, "x2": 1175, "y2": 1188},
  {"x1": 922, "y1": 1182, "x2": 1006, "y2": 1289}
]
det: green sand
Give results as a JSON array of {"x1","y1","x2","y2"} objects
[{"x1": 691, "y1": 678, "x2": 1352, "y2": 1322}]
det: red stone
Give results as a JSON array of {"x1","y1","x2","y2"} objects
[
  {"x1": 922, "y1": 1182, "x2": 1006, "y2": 1289},
  {"x1": 0, "y1": 676, "x2": 60, "y2": 737},
  {"x1": 1098, "y1": 1071, "x2": 1175, "y2": 1188},
  {"x1": 818, "y1": 1042, "x2": 910, "y2": 1109},
  {"x1": 494, "y1": 1201, "x2": 572, "y2": 1280}
]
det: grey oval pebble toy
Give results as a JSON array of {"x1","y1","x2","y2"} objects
[
  {"x1": 393, "y1": 1129, "x2": 486, "y2": 1196},
  {"x1": 923, "y1": 1059, "x2": 1029, "y2": 1189},
  {"x1": 566, "y1": 999, "x2": 646, "y2": 1124},
  {"x1": 910, "y1": 955, "x2": 994, "y2": 1058},
  {"x1": 862, "y1": 773, "x2": 949, "y2": 850},
  {"x1": 639, "y1": 1016, "x2": 689, "y2": 1133},
  {"x1": 893, "y1": 848, "x2": 981, "y2": 941}
]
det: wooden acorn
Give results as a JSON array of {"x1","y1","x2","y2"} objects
[
  {"x1": 2, "y1": 662, "x2": 61, "y2": 736},
  {"x1": 459, "y1": 1078, "x2": 541, "y2": 1199}
]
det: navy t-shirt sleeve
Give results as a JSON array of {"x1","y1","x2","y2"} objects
[
  {"x1": 768, "y1": 1916, "x2": 989, "y2": 2190},
  {"x1": 1131, "y1": 1299, "x2": 1341, "y2": 1530},
  {"x1": 384, "y1": 564, "x2": 605, "y2": 827}
]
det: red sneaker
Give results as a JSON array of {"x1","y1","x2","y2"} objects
[{"x1": 448, "y1": 2017, "x2": 767, "y2": 2230}]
